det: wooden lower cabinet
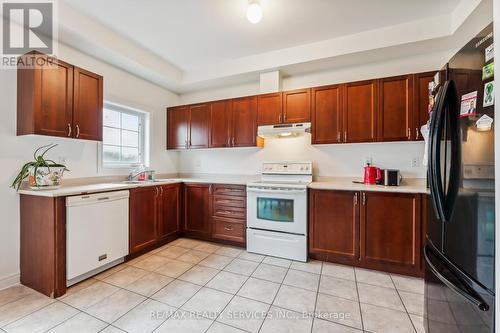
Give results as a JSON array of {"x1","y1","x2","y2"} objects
[
  {"x1": 211, "y1": 185, "x2": 246, "y2": 246},
  {"x1": 309, "y1": 189, "x2": 423, "y2": 277},
  {"x1": 129, "y1": 186, "x2": 158, "y2": 254},
  {"x1": 183, "y1": 183, "x2": 212, "y2": 239},
  {"x1": 309, "y1": 190, "x2": 359, "y2": 264},
  {"x1": 129, "y1": 184, "x2": 181, "y2": 254},
  {"x1": 360, "y1": 191, "x2": 422, "y2": 275}
]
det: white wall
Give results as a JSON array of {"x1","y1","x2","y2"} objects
[
  {"x1": 0, "y1": 43, "x2": 179, "y2": 288},
  {"x1": 177, "y1": 50, "x2": 455, "y2": 179}
]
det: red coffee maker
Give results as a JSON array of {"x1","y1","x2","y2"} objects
[{"x1": 364, "y1": 163, "x2": 382, "y2": 185}]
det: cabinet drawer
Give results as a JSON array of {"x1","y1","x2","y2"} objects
[
  {"x1": 213, "y1": 185, "x2": 246, "y2": 197},
  {"x1": 213, "y1": 195, "x2": 246, "y2": 208},
  {"x1": 213, "y1": 205, "x2": 246, "y2": 219},
  {"x1": 212, "y1": 218, "x2": 245, "y2": 243}
]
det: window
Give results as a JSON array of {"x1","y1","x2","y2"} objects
[{"x1": 102, "y1": 103, "x2": 149, "y2": 168}]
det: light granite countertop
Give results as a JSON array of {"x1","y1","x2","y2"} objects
[{"x1": 17, "y1": 174, "x2": 427, "y2": 197}]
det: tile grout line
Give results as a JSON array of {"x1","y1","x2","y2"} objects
[
  {"x1": 389, "y1": 274, "x2": 418, "y2": 333},
  {"x1": 353, "y1": 267, "x2": 365, "y2": 332},
  {"x1": 310, "y1": 260, "x2": 324, "y2": 333}
]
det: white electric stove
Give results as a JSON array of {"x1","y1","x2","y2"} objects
[{"x1": 246, "y1": 161, "x2": 312, "y2": 262}]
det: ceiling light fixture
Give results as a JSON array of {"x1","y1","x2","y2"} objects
[{"x1": 247, "y1": 0, "x2": 263, "y2": 24}]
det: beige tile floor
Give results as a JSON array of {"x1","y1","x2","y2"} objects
[{"x1": 0, "y1": 238, "x2": 425, "y2": 333}]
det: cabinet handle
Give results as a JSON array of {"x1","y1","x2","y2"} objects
[
  {"x1": 67, "y1": 123, "x2": 71, "y2": 137},
  {"x1": 344, "y1": 131, "x2": 347, "y2": 142},
  {"x1": 232, "y1": 137, "x2": 235, "y2": 146},
  {"x1": 362, "y1": 192, "x2": 366, "y2": 205},
  {"x1": 76, "y1": 124, "x2": 80, "y2": 138},
  {"x1": 279, "y1": 114, "x2": 282, "y2": 123},
  {"x1": 415, "y1": 127, "x2": 419, "y2": 140},
  {"x1": 224, "y1": 226, "x2": 233, "y2": 231},
  {"x1": 354, "y1": 193, "x2": 358, "y2": 205},
  {"x1": 209, "y1": 185, "x2": 213, "y2": 194},
  {"x1": 407, "y1": 128, "x2": 411, "y2": 140},
  {"x1": 337, "y1": 132, "x2": 341, "y2": 142},
  {"x1": 155, "y1": 187, "x2": 159, "y2": 197},
  {"x1": 185, "y1": 139, "x2": 188, "y2": 149},
  {"x1": 283, "y1": 112, "x2": 287, "y2": 122},
  {"x1": 160, "y1": 186, "x2": 163, "y2": 196}
]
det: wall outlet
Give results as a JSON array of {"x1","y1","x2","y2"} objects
[{"x1": 411, "y1": 157, "x2": 420, "y2": 168}]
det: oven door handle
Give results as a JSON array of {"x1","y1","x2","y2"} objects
[{"x1": 246, "y1": 187, "x2": 307, "y2": 195}]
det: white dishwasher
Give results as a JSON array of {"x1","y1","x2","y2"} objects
[{"x1": 66, "y1": 190, "x2": 129, "y2": 286}]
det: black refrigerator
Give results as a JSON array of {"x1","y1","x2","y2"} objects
[{"x1": 424, "y1": 22, "x2": 495, "y2": 332}]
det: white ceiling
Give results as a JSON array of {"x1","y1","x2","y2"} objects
[{"x1": 58, "y1": 0, "x2": 485, "y2": 92}]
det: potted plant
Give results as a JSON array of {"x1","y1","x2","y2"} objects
[{"x1": 11, "y1": 144, "x2": 68, "y2": 191}]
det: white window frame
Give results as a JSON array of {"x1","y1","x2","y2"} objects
[{"x1": 100, "y1": 102, "x2": 150, "y2": 170}]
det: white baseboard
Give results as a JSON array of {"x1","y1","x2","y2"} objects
[{"x1": 0, "y1": 273, "x2": 20, "y2": 290}]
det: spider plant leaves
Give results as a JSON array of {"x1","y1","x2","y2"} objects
[{"x1": 11, "y1": 144, "x2": 68, "y2": 191}]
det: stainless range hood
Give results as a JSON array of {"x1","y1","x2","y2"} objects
[{"x1": 257, "y1": 122, "x2": 311, "y2": 139}]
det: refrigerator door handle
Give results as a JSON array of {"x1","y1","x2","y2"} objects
[
  {"x1": 442, "y1": 80, "x2": 461, "y2": 222},
  {"x1": 424, "y1": 245, "x2": 489, "y2": 311},
  {"x1": 428, "y1": 84, "x2": 447, "y2": 221}
]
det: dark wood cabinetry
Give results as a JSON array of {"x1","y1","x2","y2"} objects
[
  {"x1": 130, "y1": 183, "x2": 181, "y2": 254},
  {"x1": 344, "y1": 80, "x2": 378, "y2": 143},
  {"x1": 231, "y1": 96, "x2": 257, "y2": 147},
  {"x1": 129, "y1": 186, "x2": 158, "y2": 253},
  {"x1": 311, "y1": 85, "x2": 343, "y2": 144},
  {"x1": 360, "y1": 191, "x2": 422, "y2": 275},
  {"x1": 158, "y1": 184, "x2": 181, "y2": 242},
  {"x1": 309, "y1": 190, "x2": 359, "y2": 263},
  {"x1": 183, "y1": 183, "x2": 212, "y2": 239},
  {"x1": 378, "y1": 75, "x2": 413, "y2": 142},
  {"x1": 257, "y1": 93, "x2": 282, "y2": 125},
  {"x1": 17, "y1": 52, "x2": 103, "y2": 141},
  {"x1": 210, "y1": 100, "x2": 232, "y2": 148},
  {"x1": 167, "y1": 104, "x2": 210, "y2": 149},
  {"x1": 283, "y1": 88, "x2": 311, "y2": 123},
  {"x1": 211, "y1": 184, "x2": 246, "y2": 245},
  {"x1": 309, "y1": 189, "x2": 423, "y2": 277},
  {"x1": 413, "y1": 72, "x2": 435, "y2": 140}
]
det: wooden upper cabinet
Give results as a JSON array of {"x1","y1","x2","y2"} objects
[
  {"x1": 157, "y1": 184, "x2": 181, "y2": 242},
  {"x1": 73, "y1": 67, "x2": 103, "y2": 141},
  {"x1": 167, "y1": 106, "x2": 189, "y2": 149},
  {"x1": 17, "y1": 52, "x2": 103, "y2": 141},
  {"x1": 377, "y1": 75, "x2": 413, "y2": 142},
  {"x1": 257, "y1": 93, "x2": 282, "y2": 125},
  {"x1": 360, "y1": 192, "x2": 422, "y2": 274},
  {"x1": 210, "y1": 100, "x2": 232, "y2": 148},
  {"x1": 129, "y1": 186, "x2": 158, "y2": 254},
  {"x1": 309, "y1": 190, "x2": 359, "y2": 264},
  {"x1": 311, "y1": 85, "x2": 343, "y2": 144},
  {"x1": 413, "y1": 71, "x2": 436, "y2": 141},
  {"x1": 231, "y1": 96, "x2": 257, "y2": 147},
  {"x1": 344, "y1": 80, "x2": 378, "y2": 143},
  {"x1": 184, "y1": 183, "x2": 211, "y2": 239},
  {"x1": 282, "y1": 89, "x2": 311, "y2": 123},
  {"x1": 189, "y1": 103, "x2": 210, "y2": 149},
  {"x1": 18, "y1": 55, "x2": 73, "y2": 138}
]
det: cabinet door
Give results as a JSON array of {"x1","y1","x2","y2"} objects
[
  {"x1": 129, "y1": 187, "x2": 158, "y2": 254},
  {"x1": 231, "y1": 96, "x2": 257, "y2": 147},
  {"x1": 189, "y1": 103, "x2": 210, "y2": 149},
  {"x1": 309, "y1": 190, "x2": 359, "y2": 264},
  {"x1": 167, "y1": 106, "x2": 189, "y2": 149},
  {"x1": 282, "y1": 89, "x2": 311, "y2": 123},
  {"x1": 210, "y1": 100, "x2": 232, "y2": 148},
  {"x1": 360, "y1": 192, "x2": 422, "y2": 275},
  {"x1": 34, "y1": 58, "x2": 74, "y2": 138},
  {"x1": 157, "y1": 184, "x2": 181, "y2": 242},
  {"x1": 344, "y1": 80, "x2": 378, "y2": 143},
  {"x1": 257, "y1": 93, "x2": 282, "y2": 125},
  {"x1": 184, "y1": 184, "x2": 211, "y2": 239},
  {"x1": 73, "y1": 67, "x2": 103, "y2": 141},
  {"x1": 311, "y1": 85, "x2": 343, "y2": 144},
  {"x1": 377, "y1": 75, "x2": 413, "y2": 142},
  {"x1": 413, "y1": 71, "x2": 436, "y2": 141}
]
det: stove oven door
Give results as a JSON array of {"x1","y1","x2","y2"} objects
[{"x1": 246, "y1": 186, "x2": 307, "y2": 235}]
